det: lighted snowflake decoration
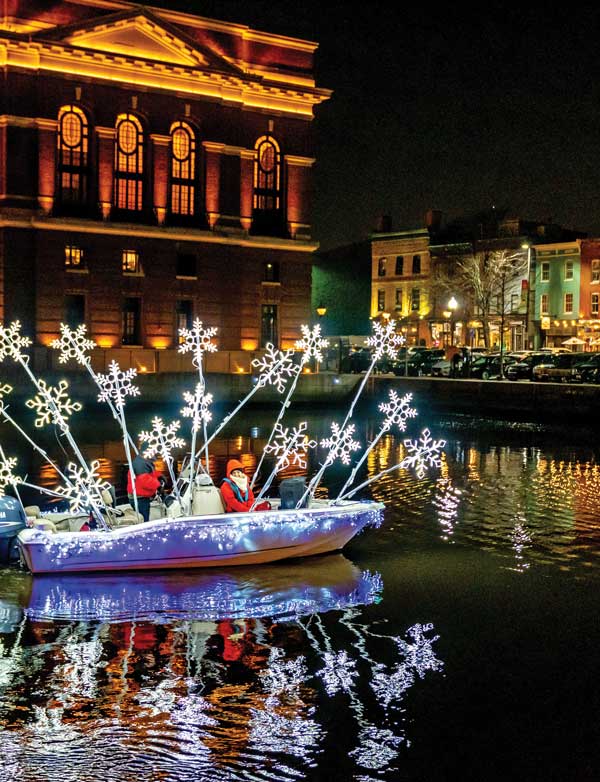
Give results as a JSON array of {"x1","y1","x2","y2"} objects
[
  {"x1": 96, "y1": 361, "x2": 140, "y2": 409},
  {"x1": 0, "y1": 456, "x2": 21, "y2": 496},
  {"x1": 51, "y1": 323, "x2": 96, "y2": 364},
  {"x1": 395, "y1": 623, "x2": 444, "y2": 677},
  {"x1": 321, "y1": 422, "x2": 361, "y2": 466},
  {"x1": 316, "y1": 650, "x2": 358, "y2": 695},
  {"x1": 401, "y1": 428, "x2": 445, "y2": 479},
  {"x1": 55, "y1": 460, "x2": 110, "y2": 512},
  {"x1": 295, "y1": 324, "x2": 329, "y2": 363},
  {"x1": 0, "y1": 320, "x2": 32, "y2": 363},
  {"x1": 178, "y1": 319, "x2": 218, "y2": 368},
  {"x1": 181, "y1": 385, "x2": 213, "y2": 432},
  {"x1": 263, "y1": 422, "x2": 317, "y2": 471},
  {"x1": 366, "y1": 319, "x2": 404, "y2": 361},
  {"x1": 260, "y1": 648, "x2": 307, "y2": 698},
  {"x1": 139, "y1": 417, "x2": 186, "y2": 460},
  {"x1": 251, "y1": 344, "x2": 297, "y2": 393},
  {"x1": 25, "y1": 379, "x2": 82, "y2": 431},
  {"x1": 0, "y1": 383, "x2": 12, "y2": 405},
  {"x1": 378, "y1": 390, "x2": 418, "y2": 432}
]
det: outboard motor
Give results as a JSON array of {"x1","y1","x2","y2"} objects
[{"x1": 0, "y1": 496, "x2": 27, "y2": 565}]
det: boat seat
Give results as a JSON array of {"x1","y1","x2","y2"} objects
[
  {"x1": 24, "y1": 505, "x2": 41, "y2": 518},
  {"x1": 192, "y1": 484, "x2": 226, "y2": 516}
]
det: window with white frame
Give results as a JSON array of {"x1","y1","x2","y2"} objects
[
  {"x1": 592, "y1": 293, "x2": 599, "y2": 316},
  {"x1": 541, "y1": 262, "x2": 550, "y2": 281},
  {"x1": 541, "y1": 294, "x2": 549, "y2": 315},
  {"x1": 565, "y1": 261, "x2": 574, "y2": 280},
  {"x1": 592, "y1": 259, "x2": 600, "y2": 283},
  {"x1": 564, "y1": 292, "x2": 573, "y2": 314}
]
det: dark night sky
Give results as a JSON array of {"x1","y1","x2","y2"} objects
[{"x1": 145, "y1": 1, "x2": 600, "y2": 249}]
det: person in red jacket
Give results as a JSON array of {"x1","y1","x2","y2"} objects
[
  {"x1": 221, "y1": 459, "x2": 255, "y2": 513},
  {"x1": 127, "y1": 453, "x2": 162, "y2": 521}
]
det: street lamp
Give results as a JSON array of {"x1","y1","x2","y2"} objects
[{"x1": 447, "y1": 296, "x2": 458, "y2": 346}]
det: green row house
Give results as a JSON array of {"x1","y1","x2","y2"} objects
[{"x1": 532, "y1": 241, "x2": 581, "y2": 349}]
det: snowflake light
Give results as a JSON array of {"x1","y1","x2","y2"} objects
[
  {"x1": 96, "y1": 361, "x2": 140, "y2": 409},
  {"x1": 366, "y1": 319, "x2": 404, "y2": 361},
  {"x1": 378, "y1": 390, "x2": 418, "y2": 432},
  {"x1": 0, "y1": 456, "x2": 21, "y2": 496},
  {"x1": 321, "y1": 422, "x2": 361, "y2": 466},
  {"x1": 402, "y1": 428, "x2": 446, "y2": 479},
  {"x1": 295, "y1": 324, "x2": 329, "y2": 363},
  {"x1": 55, "y1": 461, "x2": 110, "y2": 512},
  {"x1": 26, "y1": 379, "x2": 82, "y2": 431},
  {"x1": 263, "y1": 422, "x2": 317, "y2": 471},
  {"x1": 181, "y1": 385, "x2": 213, "y2": 433},
  {"x1": 139, "y1": 417, "x2": 186, "y2": 460},
  {"x1": 50, "y1": 323, "x2": 96, "y2": 365},
  {"x1": 251, "y1": 344, "x2": 296, "y2": 393},
  {"x1": 0, "y1": 320, "x2": 32, "y2": 363},
  {"x1": 0, "y1": 383, "x2": 12, "y2": 400},
  {"x1": 178, "y1": 319, "x2": 218, "y2": 368}
]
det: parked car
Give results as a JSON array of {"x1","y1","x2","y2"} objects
[
  {"x1": 391, "y1": 348, "x2": 445, "y2": 376},
  {"x1": 469, "y1": 354, "x2": 517, "y2": 380},
  {"x1": 532, "y1": 351, "x2": 588, "y2": 382},
  {"x1": 570, "y1": 353, "x2": 600, "y2": 383},
  {"x1": 431, "y1": 358, "x2": 452, "y2": 377},
  {"x1": 505, "y1": 352, "x2": 554, "y2": 381}
]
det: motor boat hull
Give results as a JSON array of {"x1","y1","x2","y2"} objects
[{"x1": 17, "y1": 501, "x2": 384, "y2": 574}]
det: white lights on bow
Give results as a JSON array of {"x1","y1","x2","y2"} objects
[
  {"x1": 26, "y1": 379, "x2": 82, "y2": 431},
  {"x1": 96, "y1": 361, "x2": 140, "y2": 409},
  {"x1": 263, "y1": 422, "x2": 317, "y2": 471},
  {"x1": 54, "y1": 460, "x2": 110, "y2": 513},
  {"x1": 181, "y1": 385, "x2": 213, "y2": 433},
  {"x1": 51, "y1": 324, "x2": 96, "y2": 365},
  {"x1": 178, "y1": 319, "x2": 218, "y2": 368},
  {"x1": 295, "y1": 324, "x2": 329, "y2": 364},
  {"x1": 0, "y1": 320, "x2": 32, "y2": 363},
  {"x1": 251, "y1": 344, "x2": 296, "y2": 393},
  {"x1": 139, "y1": 417, "x2": 186, "y2": 460},
  {"x1": 402, "y1": 428, "x2": 446, "y2": 479},
  {"x1": 0, "y1": 456, "x2": 21, "y2": 496},
  {"x1": 366, "y1": 319, "x2": 405, "y2": 362}
]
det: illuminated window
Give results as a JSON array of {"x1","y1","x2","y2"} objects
[
  {"x1": 122, "y1": 249, "x2": 141, "y2": 275},
  {"x1": 395, "y1": 256, "x2": 404, "y2": 275},
  {"x1": 541, "y1": 294, "x2": 549, "y2": 315},
  {"x1": 65, "y1": 245, "x2": 84, "y2": 269},
  {"x1": 565, "y1": 261, "x2": 574, "y2": 280},
  {"x1": 114, "y1": 114, "x2": 144, "y2": 212},
  {"x1": 541, "y1": 262, "x2": 550, "y2": 282},
  {"x1": 592, "y1": 259, "x2": 600, "y2": 283},
  {"x1": 564, "y1": 293, "x2": 573, "y2": 314},
  {"x1": 377, "y1": 289, "x2": 385, "y2": 311},
  {"x1": 253, "y1": 135, "x2": 281, "y2": 211},
  {"x1": 170, "y1": 121, "x2": 196, "y2": 216},
  {"x1": 263, "y1": 261, "x2": 279, "y2": 282},
  {"x1": 411, "y1": 288, "x2": 420, "y2": 311},
  {"x1": 412, "y1": 255, "x2": 421, "y2": 274},
  {"x1": 378, "y1": 258, "x2": 387, "y2": 277},
  {"x1": 57, "y1": 105, "x2": 89, "y2": 206},
  {"x1": 122, "y1": 298, "x2": 141, "y2": 345},
  {"x1": 592, "y1": 293, "x2": 599, "y2": 316}
]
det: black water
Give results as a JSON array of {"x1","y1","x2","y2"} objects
[{"x1": 1, "y1": 408, "x2": 600, "y2": 781}]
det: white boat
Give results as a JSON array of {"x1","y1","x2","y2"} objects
[{"x1": 17, "y1": 499, "x2": 384, "y2": 574}]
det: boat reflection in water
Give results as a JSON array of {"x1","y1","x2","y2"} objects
[{"x1": 0, "y1": 557, "x2": 444, "y2": 781}]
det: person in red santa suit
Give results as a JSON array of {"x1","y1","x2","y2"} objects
[{"x1": 127, "y1": 452, "x2": 162, "y2": 521}]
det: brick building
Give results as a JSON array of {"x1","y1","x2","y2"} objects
[{"x1": 0, "y1": 0, "x2": 330, "y2": 370}]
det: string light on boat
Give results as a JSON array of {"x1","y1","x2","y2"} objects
[
  {"x1": 55, "y1": 460, "x2": 110, "y2": 512},
  {"x1": 139, "y1": 417, "x2": 186, "y2": 460},
  {"x1": 181, "y1": 384, "x2": 213, "y2": 432},
  {"x1": 321, "y1": 422, "x2": 361, "y2": 466},
  {"x1": 264, "y1": 422, "x2": 317, "y2": 470},
  {"x1": 401, "y1": 429, "x2": 446, "y2": 479},
  {"x1": 0, "y1": 320, "x2": 32, "y2": 363},
  {"x1": 366, "y1": 319, "x2": 405, "y2": 361},
  {"x1": 96, "y1": 361, "x2": 140, "y2": 409},
  {"x1": 295, "y1": 324, "x2": 329, "y2": 363},
  {"x1": 378, "y1": 390, "x2": 417, "y2": 432},
  {"x1": 0, "y1": 455, "x2": 21, "y2": 496},
  {"x1": 251, "y1": 343, "x2": 296, "y2": 393},
  {"x1": 50, "y1": 323, "x2": 96, "y2": 364},
  {"x1": 25, "y1": 379, "x2": 82, "y2": 431},
  {"x1": 178, "y1": 319, "x2": 218, "y2": 368}
]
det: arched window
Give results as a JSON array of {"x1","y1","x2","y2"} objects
[
  {"x1": 170, "y1": 121, "x2": 196, "y2": 217},
  {"x1": 253, "y1": 135, "x2": 281, "y2": 212},
  {"x1": 114, "y1": 114, "x2": 144, "y2": 212},
  {"x1": 57, "y1": 105, "x2": 89, "y2": 206}
]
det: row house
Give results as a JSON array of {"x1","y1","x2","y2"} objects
[{"x1": 0, "y1": 0, "x2": 330, "y2": 371}]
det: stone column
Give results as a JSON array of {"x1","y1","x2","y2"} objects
[
  {"x1": 96, "y1": 126, "x2": 115, "y2": 220},
  {"x1": 202, "y1": 141, "x2": 224, "y2": 228},
  {"x1": 36, "y1": 118, "x2": 57, "y2": 215},
  {"x1": 284, "y1": 155, "x2": 315, "y2": 240},
  {"x1": 151, "y1": 133, "x2": 170, "y2": 225},
  {"x1": 239, "y1": 148, "x2": 254, "y2": 232}
]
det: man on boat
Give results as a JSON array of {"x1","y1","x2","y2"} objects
[
  {"x1": 221, "y1": 459, "x2": 255, "y2": 513},
  {"x1": 127, "y1": 452, "x2": 162, "y2": 522}
]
